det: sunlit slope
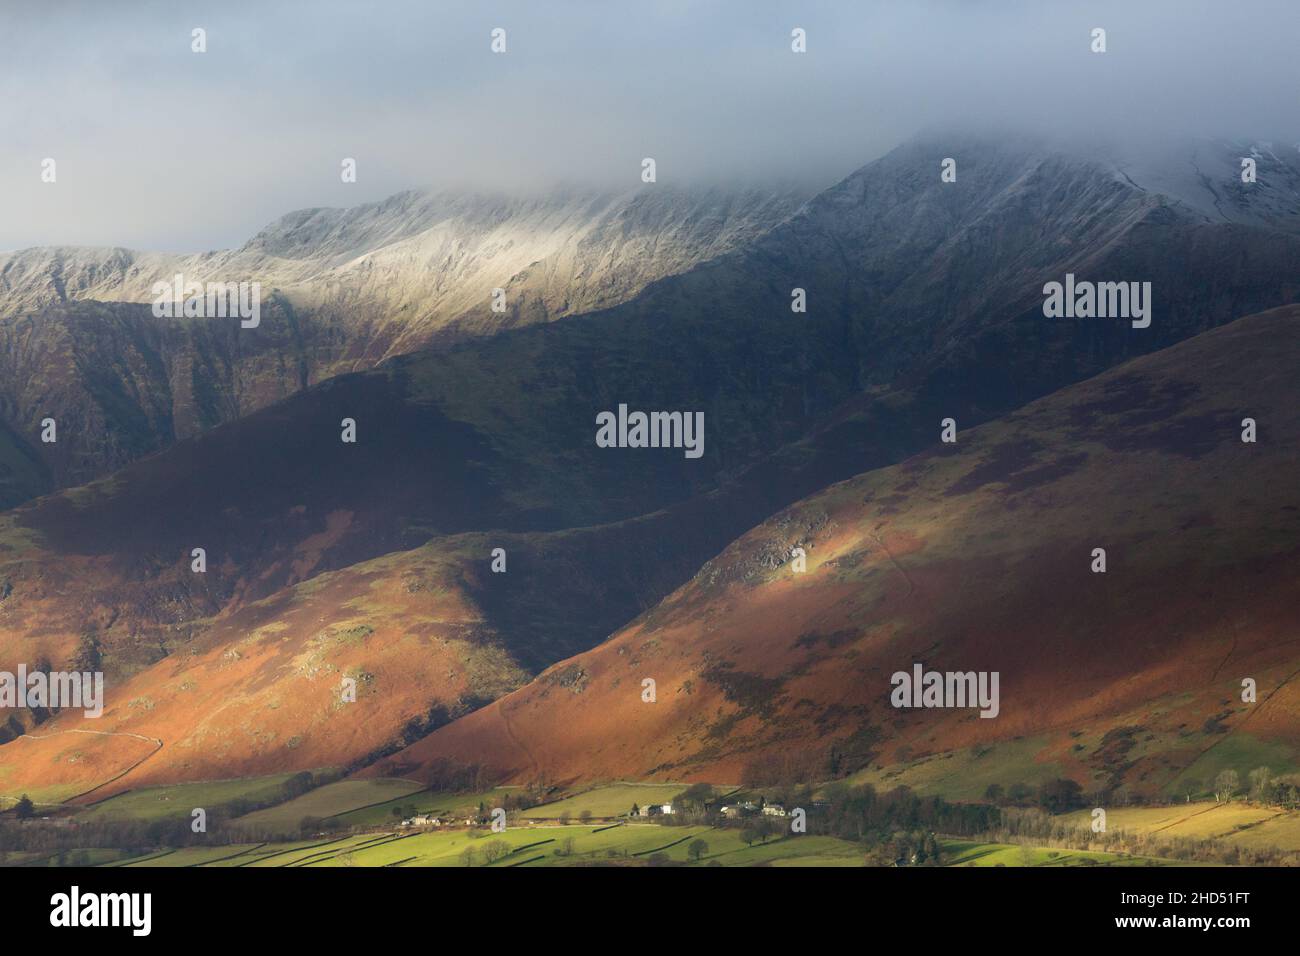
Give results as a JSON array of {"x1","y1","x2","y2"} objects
[
  {"x1": 371, "y1": 305, "x2": 1300, "y2": 794},
  {"x1": 0, "y1": 507, "x2": 774, "y2": 799}
]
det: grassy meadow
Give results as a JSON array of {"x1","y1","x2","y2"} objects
[{"x1": 9, "y1": 776, "x2": 1300, "y2": 868}]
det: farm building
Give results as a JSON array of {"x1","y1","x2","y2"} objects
[{"x1": 400, "y1": 814, "x2": 441, "y2": 827}]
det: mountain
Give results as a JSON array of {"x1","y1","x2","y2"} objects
[
  {"x1": 3, "y1": 131, "x2": 1299, "y2": 801},
  {"x1": 8, "y1": 131, "x2": 1299, "y2": 512},
  {"x1": 367, "y1": 304, "x2": 1300, "y2": 796},
  {"x1": 0, "y1": 186, "x2": 804, "y2": 334},
  {"x1": 0, "y1": 517, "x2": 728, "y2": 799},
  {"x1": 0, "y1": 186, "x2": 803, "y2": 503}
]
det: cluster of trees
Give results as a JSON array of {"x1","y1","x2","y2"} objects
[
  {"x1": 348, "y1": 754, "x2": 495, "y2": 795},
  {"x1": 813, "y1": 782, "x2": 997, "y2": 844},
  {"x1": 653, "y1": 780, "x2": 994, "y2": 865},
  {"x1": 1203, "y1": 767, "x2": 1300, "y2": 808},
  {"x1": 554, "y1": 809, "x2": 595, "y2": 825},
  {"x1": 738, "y1": 818, "x2": 785, "y2": 846},
  {"x1": 459, "y1": 839, "x2": 512, "y2": 867},
  {"x1": 977, "y1": 767, "x2": 1300, "y2": 813},
  {"x1": 220, "y1": 769, "x2": 337, "y2": 821},
  {"x1": 863, "y1": 831, "x2": 943, "y2": 866},
  {"x1": 0, "y1": 813, "x2": 224, "y2": 857},
  {"x1": 982, "y1": 779, "x2": 1084, "y2": 812},
  {"x1": 12, "y1": 794, "x2": 34, "y2": 819},
  {"x1": 636, "y1": 840, "x2": 711, "y2": 867}
]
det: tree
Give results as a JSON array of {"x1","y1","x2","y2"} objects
[
  {"x1": 72, "y1": 632, "x2": 102, "y2": 672},
  {"x1": 1214, "y1": 770, "x2": 1240, "y2": 803},
  {"x1": 280, "y1": 771, "x2": 313, "y2": 799},
  {"x1": 1036, "y1": 778, "x2": 1083, "y2": 814},
  {"x1": 579, "y1": 809, "x2": 593, "y2": 824},
  {"x1": 913, "y1": 836, "x2": 928, "y2": 864},
  {"x1": 923, "y1": 833, "x2": 942, "y2": 865},
  {"x1": 675, "y1": 783, "x2": 715, "y2": 810},
  {"x1": 757, "y1": 818, "x2": 782, "y2": 843},
  {"x1": 1248, "y1": 767, "x2": 1273, "y2": 803},
  {"x1": 688, "y1": 838, "x2": 709, "y2": 862},
  {"x1": 740, "y1": 826, "x2": 759, "y2": 847},
  {"x1": 630, "y1": 803, "x2": 640, "y2": 818},
  {"x1": 14, "y1": 794, "x2": 34, "y2": 820},
  {"x1": 983, "y1": 783, "x2": 1004, "y2": 805}
]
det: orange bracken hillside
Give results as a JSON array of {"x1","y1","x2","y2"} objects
[{"x1": 368, "y1": 306, "x2": 1300, "y2": 795}]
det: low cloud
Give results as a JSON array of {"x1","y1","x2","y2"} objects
[{"x1": 1, "y1": 0, "x2": 1296, "y2": 251}]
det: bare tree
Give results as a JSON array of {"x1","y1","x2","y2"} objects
[
  {"x1": 1248, "y1": 767, "x2": 1273, "y2": 803},
  {"x1": 1214, "y1": 769, "x2": 1240, "y2": 803}
]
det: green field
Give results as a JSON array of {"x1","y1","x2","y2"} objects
[
  {"x1": 32, "y1": 770, "x2": 1300, "y2": 867},
  {"x1": 845, "y1": 737, "x2": 1063, "y2": 802},
  {"x1": 1059, "y1": 801, "x2": 1295, "y2": 847},
  {"x1": 80, "y1": 774, "x2": 304, "y2": 822},
  {"x1": 1225, "y1": 811, "x2": 1300, "y2": 851},
  {"x1": 5, "y1": 847, "x2": 137, "y2": 867},
  {"x1": 1166, "y1": 734, "x2": 1300, "y2": 797},
  {"x1": 941, "y1": 840, "x2": 1193, "y2": 867},
  {"x1": 520, "y1": 783, "x2": 694, "y2": 820},
  {"x1": 87, "y1": 825, "x2": 1202, "y2": 867},
  {"x1": 115, "y1": 845, "x2": 267, "y2": 867},
  {"x1": 284, "y1": 824, "x2": 865, "y2": 867},
  {"x1": 331, "y1": 785, "x2": 521, "y2": 827},
  {"x1": 235, "y1": 778, "x2": 425, "y2": 830}
]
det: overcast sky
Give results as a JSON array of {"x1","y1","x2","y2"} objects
[{"x1": 2, "y1": 0, "x2": 1297, "y2": 252}]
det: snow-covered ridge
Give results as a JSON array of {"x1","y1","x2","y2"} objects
[{"x1": 0, "y1": 184, "x2": 807, "y2": 350}]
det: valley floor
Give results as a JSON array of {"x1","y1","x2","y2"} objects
[
  {"x1": 8, "y1": 777, "x2": 1294, "y2": 868},
  {"x1": 6, "y1": 826, "x2": 1187, "y2": 869}
]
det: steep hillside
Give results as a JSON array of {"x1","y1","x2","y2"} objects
[
  {"x1": 4, "y1": 134, "x2": 1298, "y2": 508},
  {"x1": 0, "y1": 505, "x2": 776, "y2": 800},
  {"x1": 0, "y1": 186, "x2": 801, "y2": 336},
  {"x1": 369, "y1": 305, "x2": 1300, "y2": 796},
  {"x1": 3, "y1": 134, "x2": 1299, "y2": 800},
  {"x1": 0, "y1": 186, "x2": 801, "y2": 504}
]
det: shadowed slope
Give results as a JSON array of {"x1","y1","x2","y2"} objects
[
  {"x1": 4, "y1": 134, "x2": 1299, "y2": 508},
  {"x1": 368, "y1": 305, "x2": 1300, "y2": 796},
  {"x1": 0, "y1": 186, "x2": 802, "y2": 504},
  {"x1": 0, "y1": 509, "x2": 766, "y2": 799},
  {"x1": 4, "y1": 136, "x2": 1300, "y2": 799}
]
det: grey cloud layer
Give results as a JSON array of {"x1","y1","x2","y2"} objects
[{"x1": 2, "y1": 0, "x2": 1297, "y2": 251}]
